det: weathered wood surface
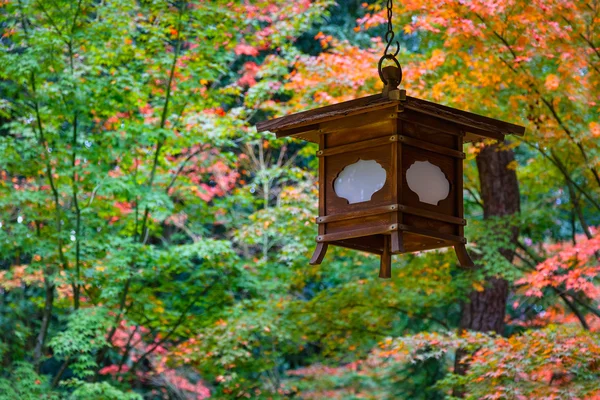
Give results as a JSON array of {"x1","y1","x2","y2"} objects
[
  {"x1": 402, "y1": 97, "x2": 525, "y2": 138},
  {"x1": 256, "y1": 94, "x2": 397, "y2": 134},
  {"x1": 317, "y1": 135, "x2": 397, "y2": 158},
  {"x1": 398, "y1": 135, "x2": 465, "y2": 159},
  {"x1": 379, "y1": 235, "x2": 392, "y2": 279},
  {"x1": 316, "y1": 204, "x2": 398, "y2": 224},
  {"x1": 255, "y1": 93, "x2": 525, "y2": 143},
  {"x1": 332, "y1": 236, "x2": 385, "y2": 255}
]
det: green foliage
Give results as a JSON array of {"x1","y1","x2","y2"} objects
[
  {"x1": 0, "y1": 362, "x2": 59, "y2": 400},
  {"x1": 65, "y1": 380, "x2": 142, "y2": 400},
  {"x1": 466, "y1": 216, "x2": 523, "y2": 282},
  {"x1": 49, "y1": 308, "x2": 110, "y2": 378},
  {"x1": 0, "y1": 0, "x2": 599, "y2": 399}
]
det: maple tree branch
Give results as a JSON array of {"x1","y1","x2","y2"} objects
[
  {"x1": 517, "y1": 240, "x2": 600, "y2": 320},
  {"x1": 513, "y1": 250, "x2": 537, "y2": 271},
  {"x1": 539, "y1": 97, "x2": 600, "y2": 189},
  {"x1": 561, "y1": 294, "x2": 591, "y2": 330},
  {"x1": 303, "y1": 301, "x2": 451, "y2": 331},
  {"x1": 35, "y1": 0, "x2": 69, "y2": 45},
  {"x1": 95, "y1": 275, "x2": 132, "y2": 379},
  {"x1": 117, "y1": 325, "x2": 140, "y2": 373},
  {"x1": 130, "y1": 276, "x2": 222, "y2": 373},
  {"x1": 464, "y1": 185, "x2": 484, "y2": 209},
  {"x1": 71, "y1": 110, "x2": 81, "y2": 310},
  {"x1": 102, "y1": 11, "x2": 188, "y2": 375},
  {"x1": 548, "y1": 149, "x2": 600, "y2": 211},
  {"x1": 245, "y1": 142, "x2": 261, "y2": 169},
  {"x1": 276, "y1": 144, "x2": 287, "y2": 168},
  {"x1": 569, "y1": 295, "x2": 600, "y2": 319},
  {"x1": 559, "y1": 15, "x2": 600, "y2": 74},
  {"x1": 385, "y1": 304, "x2": 451, "y2": 330},
  {"x1": 517, "y1": 138, "x2": 600, "y2": 212},
  {"x1": 140, "y1": 8, "x2": 184, "y2": 244},
  {"x1": 476, "y1": 13, "x2": 600, "y2": 189},
  {"x1": 515, "y1": 240, "x2": 546, "y2": 265},
  {"x1": 67, "y1": 22, "x2": 83, "y2": 309},
  {"x1": 107, "y1": 277, "x2": 132, "y2": 342},
  {"x1": 51, "y1": 356, "x2": 71, "y2": 388},
  {"x1": 166, "y1": 148, "x2": 203, "y2": 192},
  {"x1": 565, "y1": 180, "x2": 595, "y2": 240},
  {"x1": 69, "y1": 0, "x2": 83, "y2": 36},
  {"x1": 515, "y1": 244, "x2": 592, "y2": 330},
  {"x1": 34, "y1": 272, "x2": 55, "y2": 372},
  {"x1": 18, "y1": 0, "x2": 68, "y2": 370},
  {"x1": 282, "y1": 149, "x2": 301, "y2": 170}
]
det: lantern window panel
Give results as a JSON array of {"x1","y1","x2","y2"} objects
[
  {"x1": 401, "y1": 146, "x2": 456, "y2": 216},
  {"x1": 334, "y1": 159, "x2": 387, "y2": 204},
  {"x1": 325, "y1": 144, "x2": 394, "y2": 215},
  {"x1": 405, "y1": 161, "x2": 450, "y2": 206}
]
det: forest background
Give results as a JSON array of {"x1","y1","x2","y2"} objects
[{"x1": 0, "y1": 0, "x2": 599, "y2": 399}]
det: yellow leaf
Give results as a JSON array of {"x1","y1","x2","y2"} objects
[
  {"x1": 544, "y1": 74, "x2": 560, "y2": 90},
  {"x1": 590, "y1": 122, "x2": 600, "y2": 137}
]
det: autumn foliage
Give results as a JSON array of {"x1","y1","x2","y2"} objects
[{"x1": 0, "y1": 0, "x2": 599, "y2": 399}]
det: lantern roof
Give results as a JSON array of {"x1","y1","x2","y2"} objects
[{"x1": 256, "y1": 93, "x2": 525, "y2": 143}]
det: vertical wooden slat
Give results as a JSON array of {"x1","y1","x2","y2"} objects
[
  {"x1": 319, "y1": 133, "x2": 326, "y2": 227},
  {"x1": 390, "y1": 119, "x2": 399, "y2": 220},
  {"x1": 379, "y1": 235, "x2": 392, "y2": 279},
  {"x1": 456, "y1": 130, "x2": 464, "y2": 237},
  {"x1": 391, "y1": 116, "x2": 404, "y2": 254},
  {"x1": 310, "y1": 133, "x2": 329, "y2": 265},
  {"x1": 454, "y1": 129, "x2": 474, "y2": 267}
]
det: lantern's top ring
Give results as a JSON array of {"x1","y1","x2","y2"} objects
[{"x1": 378, "y1": 54, "x2": 402, "y2": 88}]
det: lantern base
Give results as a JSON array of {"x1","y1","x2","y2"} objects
[
  {"x1": 379, "y1": 235, "x2": 392, "y2": 278},
  {"x1": 309, "y1": 230, "x2": 475, "y2": 277},
  {"x1": 454, "y1": 244, "x2": 475, "y2": 268},
  {"x1": 309, "y1": 242, "x2": 329, "y2": 265}
]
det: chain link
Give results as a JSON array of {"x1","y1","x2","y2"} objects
[
  {"x1": 378, "y1": 0, "x2": 402, "y2": 86},
  {"x1": 383, "y1": 0, "x2": 399, "y2": 57}
]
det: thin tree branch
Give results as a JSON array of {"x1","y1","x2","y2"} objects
[
  {"x1": 166, "y1": 148, "x2": 203, "y2": 192},
  {"x1": 51, "y1": 356, "x2": 70, "y2": 388},
  {"x1": 18, "y1": 0, "x2": 66, "y2": 370},
  {"x1": 139, "y1": 8, "x2": 184, "y2": 244},
  {"x1": 517, "y1": 138, "x2": 600, "y2": 212},
  {"x1": 475, "y1": 12, "x2": 600, "y2": 188},
  {"x1": 130, "y1": 277, "x2": 221, "y2": 373}
]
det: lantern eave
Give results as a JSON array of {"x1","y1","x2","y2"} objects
[
  {"x1": 256, "y1": 94, "x2": 400, "y2": 143},
  {"x1": 256, "y1": 93, "x2": 525, "y2": 143}
]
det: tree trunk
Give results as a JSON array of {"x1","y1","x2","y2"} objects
[
  {"x1": 454, "y1": 142, "x2": 520, "y2": 377},
  {"x1": 34, "y1": 279, "x2": 55, "y2": 371}
]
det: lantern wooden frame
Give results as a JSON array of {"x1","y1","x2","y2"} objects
[{"x1": 257, "y1": 91, "x2": 524, "y2": 277}]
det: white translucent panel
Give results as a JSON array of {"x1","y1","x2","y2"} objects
[
  {"x1": 406, "y1": 161, "x2": 450, "y2": 205},
  {"x1": 334, "y1": 159, "x2": 387, "y2": 204}
]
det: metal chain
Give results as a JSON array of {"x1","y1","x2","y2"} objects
[
  {"x1": 378, "y1": 0, "x2": 402, "y2": 86},
  {"x1": 383, "y1": 0, "x2": 399, "y2": 57}
]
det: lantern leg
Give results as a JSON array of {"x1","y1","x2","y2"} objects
[
  {"x1": 390, "y1": 231, "x2": 404, "y2": 254},
  {"x1": 379, "y1": 235, "x2": 392, "y2": 279},
  {"x1": 454, "y1": 244, "x2": 475, "y2": 268},
  {"x1": 310, "y1": 242, "x2": 329, "y2": 265}
]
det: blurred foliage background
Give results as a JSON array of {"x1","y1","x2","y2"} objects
[{"x1": 0, "y1": 0, "x2": 599, "y2": 399}]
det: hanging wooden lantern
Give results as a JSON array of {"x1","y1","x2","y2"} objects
[{"x1": 255, "y1": 7, "x2": 524, "y2": 278}]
